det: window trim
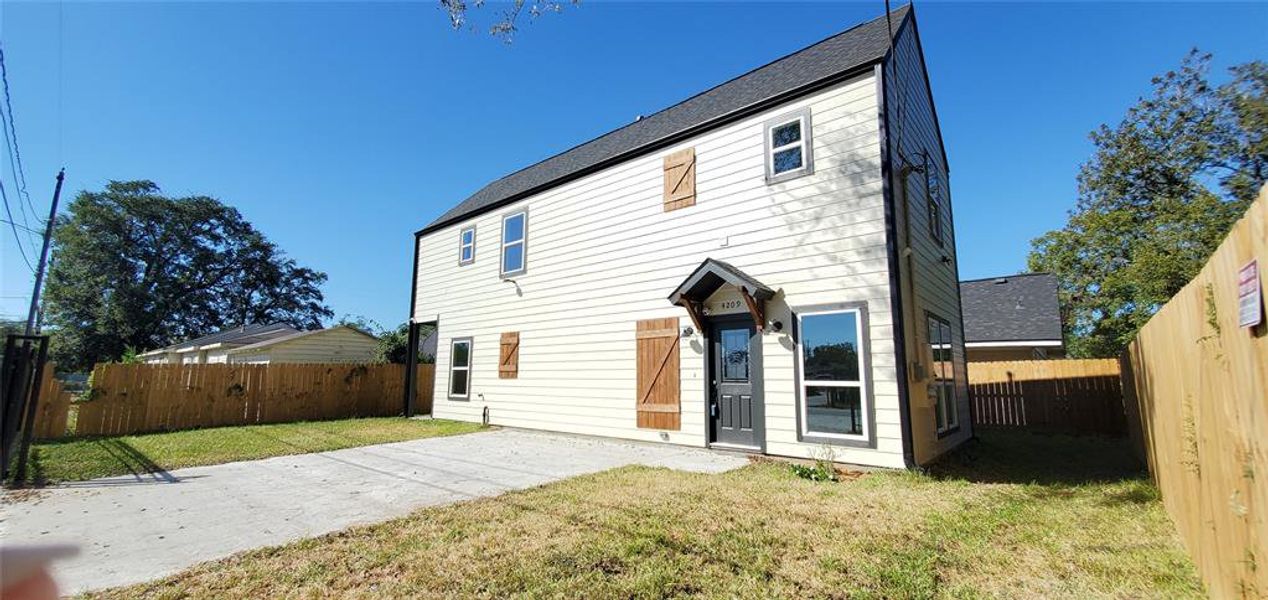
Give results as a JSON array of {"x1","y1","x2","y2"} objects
[
  {"x1": 924, "y1": 153, "x2": 945, "y2": 247},
  {"x1": 448, "y1": 337, "x2": 473, "y2": 401},
  {"x1": 500, "y1": 209, "x2": 528, "y2": 278},
  {"x1": 458, "y1": 225, "x2": 476, "y2": 266},
  {"x1": 792, "y1": 301, "x2": 875, "y2": 448},
  {"x1": 764, "y1": 107, "x2": 815, "y2": 184},
  {"x1": 926, "y1": 312, "x2": 958, "y2": 436}
]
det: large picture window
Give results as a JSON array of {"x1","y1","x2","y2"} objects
[
  {"x1": 449, "y1": 337, "x2": 472, "y2": 399},
  {"x1": 927, "y1": 314, "x2": 958, "y2": 433},
  {"x1": 501, "y1": 210, "x2": 527, "y2": 277},
  {"x1": 796, "y1": 306, "x2": 869, "y2": 441}
]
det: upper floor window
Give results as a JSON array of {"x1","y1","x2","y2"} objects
[
  {"x1": 927, "y1": 314, "x2": 958, "y2": 434},
  {"x1": 501, "y1": 210, "x2": 527, "y2": 277},
  {"x1": 459, "y1": 226, "x2": 476, "y2": 265},
  {"x1": 796, "y1": 304, "x2": 869, "y2": 442},
  {"x1": 765, "y1": 107, "x2": 814, "y2": 184},
  {"x1": 924, "y1": 154, "x2": 945, "y2": 246}
]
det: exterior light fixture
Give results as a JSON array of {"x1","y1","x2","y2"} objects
[{"x1": 682, "y1": 326, "x2": 694, "y2": 337}]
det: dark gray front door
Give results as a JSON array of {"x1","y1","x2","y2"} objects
[{"x1": 708, "y1": 316, "x2": 763, "y2": 449}]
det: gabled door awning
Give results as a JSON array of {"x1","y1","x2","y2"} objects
[{"x1": 668, "y1": 258, "x2": 775, "y2": 333}]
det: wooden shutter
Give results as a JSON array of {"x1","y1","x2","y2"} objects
[
  {"x1": 635, "y1": 317, "x2": 680, "y2": 430},
  {"x1": 499, "y1": 332, "x2": 520, "y2": 379},
  {"x1": 662, "y1": 148, "x2": 696, "y2": 212}
]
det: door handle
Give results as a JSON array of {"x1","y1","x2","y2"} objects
[{"x1": 709, "y1": 402, "x2": 718, "y2": 418}]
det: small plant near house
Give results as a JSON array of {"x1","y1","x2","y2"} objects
[{"x1": 791, "y1": 444, "x2": 839, "y2": 482}]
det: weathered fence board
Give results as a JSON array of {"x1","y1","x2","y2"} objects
[
  {"x1": 30, "y1": 366, "x2": 73, "y2": 440},
  {"x1": 968, "y1": 359, "x2": 1126, "y2": 435},
  {"x1": 1122, "y1": 186, "x2": 1266, "y2": 600},
  {"x1": 73, "y1": 363, "x2": 435, "y2": 437}
]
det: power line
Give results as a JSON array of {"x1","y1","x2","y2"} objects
[
  {"x1": 0, "y1": 43, "x2": 42, "y2": 263},
  {"x1": 1, "y1": 217, "x2": 42, "y2": 235},
  {"x1": 1, "y1": 175, "x2": 35, "y2": 272}
]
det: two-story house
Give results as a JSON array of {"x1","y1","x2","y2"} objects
[{"x1": 407, "y1": 5, "x2": 970, "y2": 468}]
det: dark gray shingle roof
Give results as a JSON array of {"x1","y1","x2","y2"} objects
[
  {"x1": 960, "y1": 274, "x2": 1063, "y2": 343},
  {"x1": 159, "y1": 323, "x2": 299, "y2": 352},
  {"x1": 421, "y1": 5, "x2": 909, "y2": 234}
]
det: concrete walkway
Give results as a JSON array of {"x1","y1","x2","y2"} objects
[{"x1": 0, "y1": 429, "x2": 747, "y2": 595}]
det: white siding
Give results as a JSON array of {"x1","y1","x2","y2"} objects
[
  {"x1": 416, "y1": 72, "x2": 906, "y2": 468},
  {"x1": 883, "y1": 20, "x2": 972, "y2": 464}
]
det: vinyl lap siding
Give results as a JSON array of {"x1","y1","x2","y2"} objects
[
  {"x1": 884, "y1": 22, "x2": 971, "y2": 463},
  {"x1": 416, "y1": 72, "x2": 906, "y2": 468},
  {"x1": 231, "y1": 328, "x2": 378, "y2": 364}
]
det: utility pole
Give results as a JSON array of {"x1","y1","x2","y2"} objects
[{"x1": 24, "y1": 169, "x2": 64, "y2": 336}]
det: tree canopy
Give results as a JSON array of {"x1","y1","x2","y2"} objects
[
  {"x1": 1028, "y1": 51, "x2": 1266, "y2": 357},
  {"x1": 44, "y1": 181, "x2": 333, "y2": 370}
]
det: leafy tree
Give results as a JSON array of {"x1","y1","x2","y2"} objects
[
  {"x1": 1028, "y1": 51, "x2": 1266, "y2": 357},
  {"x1": 43, "y1": 181, "x2": 333, "y2": 371},
  {"x1": 374, "y1": 323, "x2": 436, "y2": 365}
]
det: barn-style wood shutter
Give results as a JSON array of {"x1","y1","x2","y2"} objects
[
  {"x1": 662, "y1": 148, "x2": 696, "y2": 212},
  {"x1": 499, "y1": 332, "x2": 520, "y2": 379},
  {"x1": 635, "y1": 317, "x2": 680, "y2": 430}
]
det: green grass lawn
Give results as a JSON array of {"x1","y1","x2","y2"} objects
[
  {"x1": 88, "y1": 430, "x2": 1202, "y2": 599},
  {"x1": 23, "y1": 417, "x2": 484, "y2": 484}
]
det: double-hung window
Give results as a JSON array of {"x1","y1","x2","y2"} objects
[
  {"x1": 449, "y1": 337, "x2": 472, "y2": 399},
  {"x1": 927, "y1": 314, "x2": 958, "y2": 433},
  {"x1": 501, "y1": 210, "x2": 527, "y2": 277},
  {"x1": 458, "y1": 226, "x2": 476, "y2": 265},
  {"x1": 796, "y1": 304, "x2": 869, "y2": 442},
  {"x1": 765, "y1": 107, "x2": 814, "y2": 183}
]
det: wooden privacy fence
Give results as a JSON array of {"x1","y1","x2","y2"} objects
[
  {"x1": 49, "y1": 362, "x2": 436, "y2": 438},
  {"x1": 29, "y1": 365, "x2": 75, "y2": 440},
  {"x1": 1121, "y1": 186, "x2": 1266, "y2": 599},
  {"x1": 968, "y1": 359, "x2": 1126, "y2": 435}
]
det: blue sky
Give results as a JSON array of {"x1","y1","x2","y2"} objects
[{"x1": 1, "y1": 1, "x2": 1264, "y2": 329}]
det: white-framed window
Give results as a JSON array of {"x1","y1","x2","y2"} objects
[
  {"x1": 500, "y1": 210, "x2": 527, "y2": 277},
  {"x1": 796, "y1": 305, "x2": 869, "y2": 441},
  {"x1": 449, "y1": 337, "x2": 472, "y2": 399},
  {"x1": 924, "y1": 154, "x2": 945, "y2": 246},
  {"x1": 927, "y1": 314, "x2": 958, "y2": 433},
  {"x1": 764, "y1": 107, "x2": 814, "y2": 183},
  {"x1": 458, "y1": 226, "x2": 476, "y2": 265}
]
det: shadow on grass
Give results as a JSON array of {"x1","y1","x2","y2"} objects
[
  {"x1": 928, "y1": 429, "x2": 1148, "y2": 486},
  {"x1": 22, "y1": 437, "x2": 177, "y2": 487}
]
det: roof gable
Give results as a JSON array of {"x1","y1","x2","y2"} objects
[
  {"x1": 420, "y1": 5, "x2": 910, "y2": 235},
  {"x1": 959, "y1": 274, "x2": 1063, "y2": 344}
]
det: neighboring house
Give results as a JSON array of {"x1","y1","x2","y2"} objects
[
  {"x1": 410, "y1": 5, "x2": 970, "y2": 468},
  {"x1": 139, "y1": 324, "x2": 378, "y2": 365},
  {"x1": 139, "y1": 323, "x2": 298, "y2": 364},
  {"x1": 225, "y1": 326, "x2": 380, "y2": 364},
  {"x1": 960, "y1": 273, "x2": 1065, "y2": 362}
]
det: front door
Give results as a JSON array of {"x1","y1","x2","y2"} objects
[{"x1": 708, "y1": 316, "x2": 763, "y2": 449}]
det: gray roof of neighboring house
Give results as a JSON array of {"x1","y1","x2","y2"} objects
[
  {"x1": 420, "y1": 5, "x2": 910, "y2": 235},
  {"x1": 960, "y1": 274, "x2": 1063, "y2": 344},
  {"x1": 227, "y1": 325, "x2": 378, "y2": 354},
  {"x1": 149, "y1": 323, "x2": 299, "y2": 353}
]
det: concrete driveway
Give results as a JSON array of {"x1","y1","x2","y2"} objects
[{"x1": 0, "y1": 428, "x2": 747, "y2": 595}]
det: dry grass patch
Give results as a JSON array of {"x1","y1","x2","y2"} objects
[{"x1": 87, "y1": 431, "x2": 1202, "y2": 599}]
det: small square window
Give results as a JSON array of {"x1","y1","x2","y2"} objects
[
  {"x1": 765, "y1": 108, "x2": 814, "y2": 183},
  {"x1": 459, "y1": 226, "x2": 476, "y2": 265}
]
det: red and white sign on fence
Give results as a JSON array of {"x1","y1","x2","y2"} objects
[{"x1": 1238, "y1": 259, "x2": 1262, "y2": 328}]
